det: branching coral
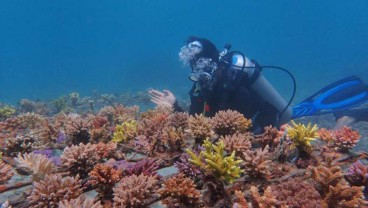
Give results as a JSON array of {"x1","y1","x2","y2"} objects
[
  {"x1": 211, "y1": 110, "x2": 252, "y2": 136},
  {"x1": 322, "y1": 181, "x2": 366, "y2": 208},
  {"x1": 242, "y1": 145, "x2": 272, "y2": 180},
  {"x1": 111, "y1": 120, "x2": 137, "y2": 143},
  {"x1": 310, "y1": 164, "x2": 344, "y2": 196},
  {"x1": 287, "y1": 121, "x2": 318, "y2": 153},
  {"x1": 346, "y1": 160, "x2": 368, "y2": 187},
  {"x1": 15, "y1": 153, "x2": 57, "y2": 182},
  {"x1": 95, "y1": 142, "x2": 117, "y2": 159},
  {"x1": 220, "y1": 133, "x2": 252, "y2": 156},
  {"x1": 254, "y1": 126, "x2": 283, "y2": 150},
  {"x1": 110, "y1": 104, "x2": 139, "y2": 124},
  {"x1": 28, "y1": 174, "x2": 83, "y2": 208},
  {"x1": 113, "y1": 173, "x2": 159, "y2": 207},
  {"x1": 90, "y1": 115, "x2": 112, "y2": 143},
  {"x1": 187, "y1": 114, "x2": 214, "y2": 143},
  {"x1": 161, "y1": 126, "x2": 188, "y2": 152},
  {"x1": 0, "y1": 105, "x2": 16, "y2": 121},
  {"x1": 59, "y1": 195, "x2": 102, "y2": 208},
  {"x1": 0, "y1": 161, "x2": 14, "y2": 184},
  {"x1": 88, "y1": 163, "x2": 122, "y2": 201},
  {"x1": 186, "y1": 139, "x2": 243, "y2": 183},
  {"x1": 270, "y1": 178, "x2": 322, "y2": 208},
  {"x1": 124, "y1": 159, "x2": 159, "y2": 177},
  {"x1": 64, "y1": 113, "x2": 92, "y2": 145},
  {"x1": 332, "y1": 126, "x2": 361, "y2": 152},
  {"x1": 158, "y1": 173, "x2": 202, "y2": 207},
  {"x1": 174, "y1": 152, "x2": 202, "y2": 178},
  {"x1": 3, "y1": 134, "x2": 36, "y2": 157},
  {"x1": 17, "y1": 112, "x2": 47, "y2": 129},
  {"x1": 249, "y1": 186, "x2": 278, "y2": 208},
  {"x1": 60, "y1": 143, "x2": 102, "y2": 178},
  {"x1": 232, "y1": 190, "x2": 248, "y2": 208},
  {"x1": 167, "y1": 112, "x2": 189, "y2": 129}
]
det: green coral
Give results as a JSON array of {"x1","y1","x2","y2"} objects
[
  {"x1": 287, "y1": 120, "x2": 319, "y2": 152},
  {"x1": 52, "y1": 96, "x2": 68, "y2": 113},
  {"x1": 186, "y1": 139, "x2": 243, "y2": 183},
  {"x1": 0, "y1": 105, "x2": 16, "y2": 120},
  {"x1": 112, "y1": 120, "x2": 138, "y2": 143}
]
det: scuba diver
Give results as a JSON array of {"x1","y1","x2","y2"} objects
[{"x1": 149, "y1": 36, "x2": 368, "y2": 133}]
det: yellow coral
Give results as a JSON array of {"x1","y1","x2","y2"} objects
[
  {"x1": 0, "y1": 105, "x2": 16, "y2": 120},
  {"x1": 112, "y1": 120, "x2": 137, "y2": 143},
  {"x1": 287, "y1": 120, "x2": 318, "y2": 152},
  {"x1": 186, "y1": 139, "x2": 243, "y2": 183}
]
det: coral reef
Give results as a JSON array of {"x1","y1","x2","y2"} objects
[
  {"x1": 63, "y1": 113, "x2": 92, "y2": 145},
  {"x1": 113, "y1": 174, "x2": 159, "y2": 207},
  {"x1": 88, "y1": 163, "x2": 122, "y2": 201},
  {"x1": 111, "y1": 120, "x2": 137, "y2": 143},
  {"x1": 271, "y1": 178, "x2": 322, "y2": 208},
  {"x1": 242, "y1": 145, "x2": 272, "y2": 180},
  {"x1": 28, "y1": 174, "x2": 83, "y2": 208},
  {"x1": 310, "y1": 164, "x2": 345, "y2": 196},
  {"x1": 332, "y1": 126, "x2": 361, "y2": 152},
  {"x1": 0, "y1": 105, "x2": 16, "y2": 121},
  {"x1": 124, "y1": 159, "x2": 159, "y2": 176},
  {"x1": 232, "y1": 190, "x2": 248, "y2": 208},
  {"x1": 174, "y1": 152, "x2": 202, "y2": 178},
  {"x1": 0, "y1": 161, "x2": 13, "y2": 184},
  {"x1": 158, "y1": 173, "x2": 202, "y2": 207},
  {"x1": 15, "y1": 153, "x2": 57, "y2": 181},
  {"x1": 3, "y1": 134, "x2": 36, "y2": 157},
  {"x1": 187, "y1": 114, "x2": 214, "y2": 143},
  {"x1": 322, "y1": 181, "x2": 366, "y2": 208},
  {"x1": 346, "y1": 160, "x2": 368, "y2": 187},
  {"x1": 60, "y1": 143, "x2": 102, "y2": 178},
  {"x1": 220, "y1": 133, "x2": 252, "y2": 156},
  {"x1": 254, "y1": 126, "x2": 283, "y2": 149},
  {"x1": 187, "y1": 139, "x2": 243, "y2": 183},
  {"x1": 249, "y1": 186, "x2": 278, "y2": 208},
  {"x1": 58, "y1": 195, "x2": 102, "y2": 208},
  {"x1": 287, "y1": 120, "x2": 319, "y2": 153},
  {"x1": 211, "y1": 110, "x2": 252, "y2": 136}
]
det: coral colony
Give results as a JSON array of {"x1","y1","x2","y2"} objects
[{"x1": 0, "y1": 93, "x2": 368, "y2": 208}]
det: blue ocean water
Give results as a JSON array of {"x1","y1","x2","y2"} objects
[{"x1": 0, "y1": 0, "x2": 367, "y2": 105}]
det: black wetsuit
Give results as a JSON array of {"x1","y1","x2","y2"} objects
[{"x1": 174, "y1": 68, "x2": 279, "y2": 133}]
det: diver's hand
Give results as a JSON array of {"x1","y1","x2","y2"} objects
[{"x1": 148, "y1": 89, "x2": 176, "y2": 108}]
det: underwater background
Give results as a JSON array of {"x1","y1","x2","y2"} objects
[{"x1": 0, "y1": 0, "x2": 367, "y2": 105}]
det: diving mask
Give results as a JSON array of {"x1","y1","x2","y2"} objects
[{"x1": 179, "y1": 41, "x2": 203, "y2": 66}]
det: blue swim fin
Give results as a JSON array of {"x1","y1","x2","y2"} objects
[{"x1": 292, "y1": 76, "x2": 368, "y2": 119}]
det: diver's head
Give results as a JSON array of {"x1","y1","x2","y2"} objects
[{"x1": 179, "y1": 36, "x2": 220, "y2": 89}]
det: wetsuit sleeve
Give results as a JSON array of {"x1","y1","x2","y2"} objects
[
  {"x1": 334, "y1": 108, "x2": 368, "y2": 122},
  {"x1": 172, "y1": 101, "x2": 184, "y2": 112}
]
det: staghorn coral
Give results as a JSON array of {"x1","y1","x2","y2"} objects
[
  {"x1": 254, "y1": 126, "x2": 283, "y2": 150},
  {"x1": 332, "y1": 126, "x2": 361, "y2": 152},
  {"x1": 158, "y1": 173, "x2": 202, "y2": 207},
  {"x1": 167, "y1": 112, "x2": 189, "y2": 129},
  {"x1": 186, "y1": 139, "x2": 243, "y2": 183},
  {"x1": 322, "y1": 181, "x2": 366, "y2": 208},
  {"x1": 318, "y1": 128, "x2": 334, "y2": 143},
  {"x1": 287, "y1": 120, "x2": 318, "y2": 153},
  {"x1": 310, "y1": 164, "x2": 344, "y2": 196},
  {"x1": 111, "y1": 104, "x2": 139, "y2": 124},
  {"x1": 0, "y1": 105, "x2": 16, "y2": 121},
  {"x1": 271, "y1": 178, "x2": 322, "y2": 208},
  {"x1": 88, "y1": 163, "x2": 122, "y2": 201},
  {"x1": 174, "y1": 152, "x2": 202, "y2": 178},
  {"x1": 161, "y1": 126, "x2": 188, "y2": 152},
  {"x1": 61, "y1": 143, "x2": 102, "y2": 178},
  {"x1": 59, "y1": 195, "x2": 102, "y2": 208},
  {"x1": 220, "y1": 133, "x2": 252, "y2": 156},
  {"x1": 95, "y1": 142, "x2": 117, "y2": 159},
  {"x1": 15, "y1": 153, "x2": 57, "y2": 181},
  {"x1": 124, "y1": 159, "x2": 159, "y2": 177},
  {"x1": 113, "y1": 173, "x2": 159, "y2": 207},
  {"x1": 64, "y1": 113, "x2": 92, "y2": 145},
  {"x1": 346, "y1": 160, "x2": 368, "y2": 187},
  {"x1": 249, "y1": 186, "x2": 278, "y2": 208},
  {"x1": 19, "y1": 99, "x2": 48, "y2": 115},
  {"x1": 232, "y1": 190, "x2": 248, "y2": 208},
  {"x1": 211, "y1": 110, "x2": 252, "y2": 136},
  {"x1": 31, "y1": 120, "x2": 58, "y2": 147},
  {"x1": 28, "y1": 174, "x2": 83, "y2": 208},
  {"x1": 0, "y1": 161, "x2": 14, "y2": 184},
  {"x1": 17, "y1": 112, "x2": 47, "y2": 129},
  {"x1": 3, "y1": 134, "x2": 35, "y2": 157},
  {"x1": 187, "y1": 114, "x2": 214, "y2": 143},
  {"x1": 90, "y1": 115, "x2": 112, "y2": 143},
  {"x1": 111, "y1": 120, "x2": 137, "y2": 143},
  {"x1": 242, "y1": 145, "x2": 272, "y2": 180}
]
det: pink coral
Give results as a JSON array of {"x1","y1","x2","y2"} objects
[
  {"x1": 0, "y1": 161, "x2": 14, "y2": 184},
  {"x1": 211, "y1": 110, "x2": 252, "y2": 136}
]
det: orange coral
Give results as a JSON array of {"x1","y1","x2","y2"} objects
[
  {"x1": 113, "y1": 173, "x2": 159, "y2": 207},
  {"x1": 254, "y1": 126, "x2": 283, "y2": 149},
  {"x1": 318, "y1": 128, "x2": 334, "y2": 143},
  {"x1": 167, "y1": 112, "x2": 189, "y2": 129},
  {"x1": 242, "y1": 146, "x2": 272, "y2": 180},
  {"x1": 310, "y1": 164, "x2": 344, "y2": 196},
  {"x1": 211, "y1": 110, "x2": 252, "y2": 136},
  {"x1": 0, "y1": 161, "x2": 13, "y2": 184},
  {"x1": 158, "y1": 173, "x2": 202, "y2": 207},
  {"x1": 161, "y1": 126, "x2": 188, "y2": 152},
  {"x1": 58, "y1": 195, "x2": 102, "y2": 208},
  {"x1": 28, "y1": 174, "x2": 83, "y2": 208},
  {"x1": 232, "y1": 190, "x2": 248, "y2": 208},
  {"x1": 60, "y1": 143, "x2": 102, "y2": 178},
  {"x1": 332, "y1": 126, "x2": 361, "y2": 152},
  {"x1": 322, "y1": 181, "x2": 366, "y2": 208},
  {"x1": 220, "y1": 133, "x2": 252, "y2": 156},
  {"x1": 88, "y1": 164, "x2": 122, "y2": 201},
  {"x1": 111, "y1": 104, "x2": 139, "y2": 124},
  {"x1": 187, "y1": 114, "x2": 214, "y2": 142},
  {"x1": 250, "y1": 186, "x2": 278, "y2": 208},
  {"x1": 95, "y1": 142, "x2": 117, "y2": 159}
]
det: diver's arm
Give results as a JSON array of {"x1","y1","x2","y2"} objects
[{"x1": 148, "y1": 89, "x2": 176, "y2": 108}]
